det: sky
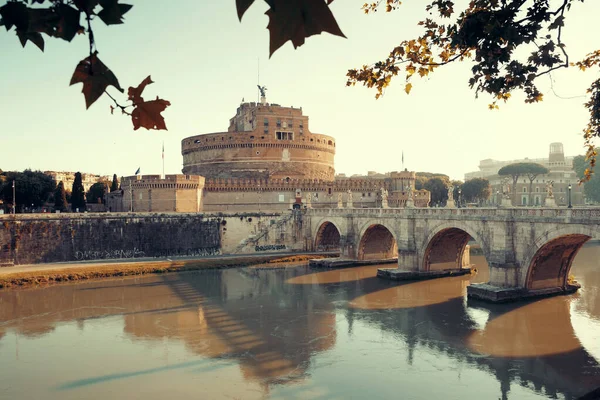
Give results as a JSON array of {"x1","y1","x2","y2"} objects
[{"x1": 1, "y1": 0, "x2": 599, "y2": 181}]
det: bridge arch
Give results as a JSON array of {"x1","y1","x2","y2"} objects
[
  {"x1": 314, "y1": 220, "x2": 342, "y2": 252},
  {"x1": 521, "y1": 225, "x2": 598, "y2": 290},
  {"x1": 420, "y1": 221, "x2": 487, "y2": 272},
  {"x1": 357, "y1": 222, "x2": 397, "y2": 261}
]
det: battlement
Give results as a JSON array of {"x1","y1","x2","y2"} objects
[{"x1": 123, "y1": 174, "x2": 205, "y2": 189}]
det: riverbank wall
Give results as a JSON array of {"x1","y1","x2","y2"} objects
[{"x1": 0, "y1": 211, "x2": 305, "y2": 265}]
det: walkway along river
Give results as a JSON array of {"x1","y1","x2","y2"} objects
[{"x1": 0, "y1": 244, "x2": 599, "y2": 399}]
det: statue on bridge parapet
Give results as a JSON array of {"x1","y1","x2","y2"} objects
[
  {"x1": 346, "y1": 189, "x2": 353, "y2": 208},
  {"x1": 499, "y1": 178, "x2": 513, "y2": 207},
  {"x1": 544, "y1": 180, "x2": 556, "y2": 207},
  {"x1": 446, "y1": 186, "x2": 456, "y2": 208},
  {"x1": 405, "y1": 184, "x2": 415, "y2": 208},
  {"x1": 337, "y1": 192, "x2": 344, "y2": 208},
  {"x1": 381, "y1": 187, "x2": 389, "y2": 209}
]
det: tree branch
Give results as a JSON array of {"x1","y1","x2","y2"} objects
[{"x1": 104, "y1": 90, "x2": 132, "y2": 116}]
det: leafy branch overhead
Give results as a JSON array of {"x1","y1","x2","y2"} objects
[
  {"x1": 236, "y1": 0, "x2": 345, "y2": 56},
  {"x1": 343, "y1": 0, "x2": 599, "y2": 180},
  {"x1": 0, "y1": 0, "x2": 169, "y2": 131}
]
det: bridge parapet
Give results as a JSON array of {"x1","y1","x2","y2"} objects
[{"x1": 306, "y1": 207, "x2": 600, "y2": 223}]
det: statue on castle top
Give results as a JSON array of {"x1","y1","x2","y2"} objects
[
  {"x1": 546, "y1": 180, "x2": 554, "y2": 197},
  {"x1": 257, "y1": 85, "x2": 267, "y2": 98}
]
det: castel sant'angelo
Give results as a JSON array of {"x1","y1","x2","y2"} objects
[{"x1": 114, "y1": 93, "x2": 430, "y2": 213}]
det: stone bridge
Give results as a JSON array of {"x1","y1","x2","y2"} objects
[{"x1": 304, "y1": 207, "x2": 600, "y2": 302}]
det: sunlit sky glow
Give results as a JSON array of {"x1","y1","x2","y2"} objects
[{"x1": 1, "y1": 1, "x2": 599, "y2": 181}]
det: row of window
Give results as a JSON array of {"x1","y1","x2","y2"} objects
[
  {"x1": 263, "y1": 118, "x2": 304, "y2": 129},
  {"x1": 193, "y1": 135, "x2": 334, "y2": 145},
  {"x1": 521, "y1": 187, "x2": 569, "y2": 193}
]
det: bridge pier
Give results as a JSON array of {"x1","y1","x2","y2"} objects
[{"x1": 467, "y1": 282, "x2": 580, "y2": 303}]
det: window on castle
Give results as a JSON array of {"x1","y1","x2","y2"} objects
[
  {"x1": 523, "y1": 187, "x2": 527, "y2": 193},
  {"x1": 276, "y1": 131, "x2": 293, "y2": 140},
  {"x1": 287, "y1": 119, "x2": 293, "y2": 127},
  {"x1": 276, "y1": 119, "x2": 281, "y2": 127},
  {"x1": 264, "y1": 118, "x2": 268, "y2": 126}
]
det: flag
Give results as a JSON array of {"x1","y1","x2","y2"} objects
[
  {"x1": 162, "y1": 142, "x2": 164, "y2": 160},
  {"x1": 135, "y1": 167, "x2": 140, "y2": 175}
]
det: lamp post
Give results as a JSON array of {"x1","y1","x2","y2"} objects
[
  {"x1": 568, "y1": 184, "x2": 572, "y2": 209},
  {"x1": 496, "y1": 190, "x2": 500, "y2": 207},
  {"x1": 12, "y1": 180, "x2": 15, "y2": 215},
  {"x1": 458, "y1": 188, "x2": 462, "y2": 208}
]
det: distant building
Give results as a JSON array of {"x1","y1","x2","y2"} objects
[
  {"x1": 44, "y1": 171, "x2": 109, "y2": 192},
  {"x1": 464, "y1": 143, "x2": 583, "y2": 206}
]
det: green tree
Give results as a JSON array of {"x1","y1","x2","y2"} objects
[
  {"x1": 110, "y1": 174, "x2": 119, "y2": 192},
  {"x1": 71, "y1": 172, "x2": 86, "y2": 212},
  {"x1": 574, "y1": 152, "x2": 600, "y2": 203},
  {"x1": 424, "y1": 177, "x2": 449, "y2": 206},
  {"x1": 86, "y1": 181, "x2": 109, "y2": 204},
  {"x1": 461, "y1": 178, "x2": 491, "y2": 205},
  {"x1": 54, "y1": 181, "x2": 68, "y2": 212},
  {"x1": 0, "y1": 170, "x2": 55, "y2": 212},
  {"x1": 498, "y1": 163, "x2": 548, "y2": 206}
]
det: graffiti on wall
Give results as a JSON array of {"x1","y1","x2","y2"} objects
[
  {"x1": 74, "y1": 248, "x2": 146, "y2": 261},
  {"x1": 152, "y1": 248, "x2": 221, "y2": 258},
  {"x1": 255, "y1": 244, "x2": 286, "y2": 252}
]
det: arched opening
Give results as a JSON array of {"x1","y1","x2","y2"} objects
[
  {"x1": 526, "y1": 234, "x2": 590, "y2": 290},
  {"x1": 314, "y1": 222, "x2": 341, "y2": 252},
  {"x1": 358, "y1": 224, "x2": 397, "y2": 261},
  {"x1": 423, "y1": 228, "x2": 473, "y2": 272}
]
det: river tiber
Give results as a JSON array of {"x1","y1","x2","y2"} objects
[{"x1": 1, "y1": 99, "x2": 599, "y2": 400}]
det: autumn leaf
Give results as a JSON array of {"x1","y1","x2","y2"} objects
[
  {"x1": 404, "y1": 83, "x2": 412, "y2": 94},
  {"x1": 265, "y1": 0, "x2": 346, "y2": 57},
  {"x1": 97, "y1": 0, "x2": 133, "y2": 25},
  {"x1": 236, "y1": 0, "x2": 255, "y2": 21},
  {"x1": 70, "y1": 53, "x2": 123, "y2": 108},
  {"x1": 128, "y1": 75, "x2": 153, "y2": 105},
  {"x1": 131, "y1": 97, "x2": 171, "y2": 131}
]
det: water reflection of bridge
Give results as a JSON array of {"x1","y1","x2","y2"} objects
[{"x1": 0, "y1": 255, "x2": 599, "y2": 398}]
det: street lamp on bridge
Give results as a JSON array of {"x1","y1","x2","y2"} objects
[{"x1": 568, "y1": 184, "x2": 572, "y2": 209}]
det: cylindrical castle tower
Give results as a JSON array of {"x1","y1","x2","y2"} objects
[{"x1": 181, "y1": 102, "x2": 336, "y2": 180}]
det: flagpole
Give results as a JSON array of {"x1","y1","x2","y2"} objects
[
  {"x1": 402, "y1": 151, "x2": 405, "y2": 170},
  {"x1": 162, "y1": 141, "x2": 165, "y2": 179}
]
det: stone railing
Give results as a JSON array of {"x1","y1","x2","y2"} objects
[
  {"x1": 0, "y1": 211, "x2": 283, "y2": 222},
  {"x1": 306, "y1": 207, "x2": 600, "y2": 222}
]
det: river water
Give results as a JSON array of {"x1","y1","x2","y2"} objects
[{"x1": 1, "y1": 245, "x2": 600, "y2": 400}]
